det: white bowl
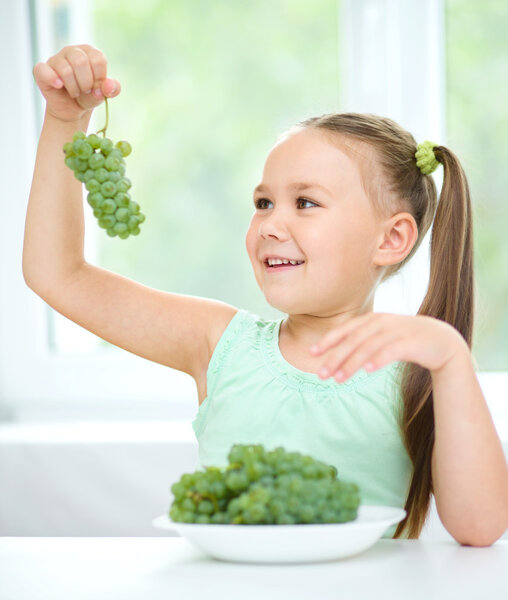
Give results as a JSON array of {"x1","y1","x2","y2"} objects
[{"x1": 152, "y1": 505, "x2": 406, "y2": 564}]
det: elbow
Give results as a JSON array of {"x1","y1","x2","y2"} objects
[
  {"x1": 22, "y1": 250, "x2": 40, "y2": 293},
  {"x1": 456, "y1": 534, "x2": 497, "y2": 548},
  {"x1": 22, "y1": 264, "x2": 43, "y2": 296},
  {"x1": 22, "y1": 266, "x2": 37, "y2": 292},
  {"x1": 452, "y1": 515, "x2": 508, "y2": 547}
]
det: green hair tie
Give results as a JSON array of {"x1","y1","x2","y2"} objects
[{"x1": 415, "y1": 140, "x2": 440, "y2": 175}]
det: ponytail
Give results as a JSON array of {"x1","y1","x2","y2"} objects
[{"x1": 393, "y1": 145, "x2": 475, "y2": 538}]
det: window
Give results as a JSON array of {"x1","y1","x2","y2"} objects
[
  {"x1": 4, "y1": 0, "x2": 506, "y2": 422},
  {"x1": 445, "y1": 0, "x2": 508, "y2": 370}
]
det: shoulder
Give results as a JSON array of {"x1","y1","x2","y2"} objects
[
  {"x1": 207, "y1": 306, "x2": 269, "y2": 360},
  {"x1": 206, "y1": 304, "x2": 241, "y2": 361}
]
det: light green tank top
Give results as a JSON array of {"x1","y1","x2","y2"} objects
[{"x1": 191, "y1": 308, "x2": 412, "y2": 538}]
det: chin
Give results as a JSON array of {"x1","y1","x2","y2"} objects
[{"x1": 261, "y1": 289, "x2": 308, "y2": 315}]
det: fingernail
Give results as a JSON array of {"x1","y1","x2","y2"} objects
[
  {"x1": 319, "y1": 367, "x2": 329, "y2": 378},
  {"x1": 54, "y1": 78, "x2": 63, "y2": 87},
  {"x1": 107, "y1": 85, "x2": 117, "y2": 96},
  {"x1": 335, "y1": 371, "x2": 345, "y2": 381},
  {"x1": 85, "y1": 89, "x2": 92, "y2": 94},
  {"x1": 364, "y1": 362, "x2": 374, "y2": 372},
  {"x1": 93, "y1": 88, "x2": 103, "y2": 97},
  {"x1": 310, "y1": 345, "x2": 319, "y2": 354}
]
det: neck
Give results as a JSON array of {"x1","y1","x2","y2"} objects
[{"x1": 280, "y1": 298, "x2": 375, "y2": 349}]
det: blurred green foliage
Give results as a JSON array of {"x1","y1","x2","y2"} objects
[
  {"x1": 90, "y1": 0, "x2": 341, "y2": 326},
  {"x1": 446, "y1": 0, "x2": 508, "y2": 369}
]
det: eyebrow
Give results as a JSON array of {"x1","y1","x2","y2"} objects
[{"x1": 253, "y1": 182, "x2": 333, "y2": 196}]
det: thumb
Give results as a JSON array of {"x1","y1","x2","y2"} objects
[{"x1": 93, "y1": 77, "x2": 122, "y2": 99}]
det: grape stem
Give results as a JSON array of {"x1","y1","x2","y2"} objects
[{"x1": 96, "y1": 97, "x2": 109, "y2": 138}]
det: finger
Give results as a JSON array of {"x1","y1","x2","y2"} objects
[
  {"x1": 310, "y1": 313, "x2": 374, "y2": 356},
  {"x1": 322, "y1": 319, "x2": 387, "y2": 377},
  {"x1": 48, "y1": 54, "x2": 81, "y2": 98},
  {"x1": 333, "y1": 334, "x2": 404, "y2": 382},
  {"x1": 316, "y1": 318, "x2": 384, "y2": 379},
  {"x1": 75, "y1": 44, "x2": 108, "y2": 82},
  {"x1": 73, "y1": 45, "x2": 121, "y2": 99},
  {"x1": 102, "y1": 77, "x2": 121, "y2": 97},
  {"x1": 32, "y1": 62, "x2": 64, "y2": 93},
  {"x1": 63, "y1": 46, "x2": 94, "y2": 94}
]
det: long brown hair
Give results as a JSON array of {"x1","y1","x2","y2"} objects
[{"x1": 295, "y1": 113, "x2": 474, "y2": 538}]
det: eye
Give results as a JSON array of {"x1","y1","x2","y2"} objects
[
  {"x1": 253, "y1": 197, "x2": 318, "y2": 209},
  {"x1": 297, "y1": 198, "x2": 318, "y2": 209}
]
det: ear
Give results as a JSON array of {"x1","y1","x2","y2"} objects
[{"x1": 373, "y1": 212, "x2": 418, "y2": 267}]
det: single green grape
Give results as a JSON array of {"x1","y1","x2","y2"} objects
[
  {"x1": 74, "y1": 158, "x2": 89, "y2": 172},
  {"x1": 109, "y1": 148, "x2": 123, "y2": 160},
  {"x1": 128, "y1": 200, "x2": 140, "y2": 214},
  {"x1": 72, "y1": 138, "x2": 84, "y2": 153},
  {"x1": 99, "y1": 138, "x2": 114, "y2": 154},
  {"x1": 115, "y1": 140, "x2": 132, "y2": 157},
  {"x1": 94, "y1": 168, "x2": 109, "y2": 183},
  {"x1": 116, "y1": 178, "x2": 131, "y2": 193},
  {"x1": 115, "y1": 208, "x2": 130, "y2": 223},
  {"x1": 76, "y1": 143, "x2": 93, "y2": 160},
  {"x1": 88, "y1": 153, "x2": 105, "y2": 170},
  {"x1": 127, "y1": 215, "x2": 140, "y2": 230},
  {"x1": 115, "y1": 193, "x2": 131, "y2": 208},
  {"x1": 113, "y1": 222, "x2": 128, "y2": 234},
  {"x1": 98, "y1": 215, "x2": 116, "y2": 229},
  {"x1": 105, "y1": 155, "x2": 120, "y2": 171},
  {"x1": 64, "y1": 156, "x2": 76, "y2": 169},
  {"x1": 63, "y1": 142, "x2": 74, "y2": 155},
  {"x1": 87, "y1": 192, "x2": 104, "y2": 209},
  {"x1": 85, "y1": 179, "x2": 101, "y2": 194},
  {"x1": 101, "y1": 199, "x2": 117, "y2": 214},
  {"x1": 107, "y1": 171, "x2": 121, "y2": 183},
  {"x1": 86, "y1": 133, "x2": 102, "y2": 149},
  {"x1": 83, "y1": 169, "x2": 96, "y2": 183},
  {"x1": 101, "y1": 181, "x2": 117, "y2": 198}
]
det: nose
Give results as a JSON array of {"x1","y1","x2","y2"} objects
[{"x1": 258, "y1": 211, "x2": 291, "y2": 241}]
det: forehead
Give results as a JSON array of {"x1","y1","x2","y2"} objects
[{"x1": 259, "y1": 128, "x2": 366, "y2": 191}]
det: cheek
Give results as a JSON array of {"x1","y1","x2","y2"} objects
[{"x1": 245, "y1": 222, "x2": 257, "y2": 263}]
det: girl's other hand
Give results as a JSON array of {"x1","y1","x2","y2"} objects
[
  {"x1": 309, "y1": 312, "x2": 468, "y2": 383},
  {"x1": 32, "y1": 44, "x2": 121, "y2": 123}
]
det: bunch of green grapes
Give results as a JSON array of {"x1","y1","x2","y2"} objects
[
  {"x1": 169, "y1": 444, "x2": 360, "y2": 525},
  {"x1": 63, "y1": 128, "x2": 145, "y2": 239}
]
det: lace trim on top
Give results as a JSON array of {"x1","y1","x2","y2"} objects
[{"x1": 261, "y1": 315, "x2": 399, "y2": 394}]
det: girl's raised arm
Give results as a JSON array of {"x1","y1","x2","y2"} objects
[{"x1": 23, "y1": 45, "x2": 237, "y2": 385}]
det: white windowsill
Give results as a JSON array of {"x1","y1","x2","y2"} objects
[{"x1": 0, "y1": 420, "x2": 197, "y2": 444}]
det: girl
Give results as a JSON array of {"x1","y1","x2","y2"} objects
[{"x1": 24, "y1": 44, "x2": 508, "y2": 545}]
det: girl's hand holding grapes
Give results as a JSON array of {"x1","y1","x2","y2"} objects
[{"x1": 32, "y1": 44, "x2": 121, "y2": 122}]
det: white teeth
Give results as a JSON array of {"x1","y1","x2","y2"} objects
[{"x1": 267, "y1": 258, "x2": 304, "y2": 266}]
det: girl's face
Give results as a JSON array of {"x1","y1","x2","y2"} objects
[{"x1": 245, "y1": 128, "x2": 386, "y2": 316}]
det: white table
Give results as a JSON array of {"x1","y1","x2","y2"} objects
[{"x1": 0, "y1": 537, "x2": 507, "y2": 600}]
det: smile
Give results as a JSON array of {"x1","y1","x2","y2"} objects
[{"x1": 264, "y1": 262, "x2": 305, "y2": 272}]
